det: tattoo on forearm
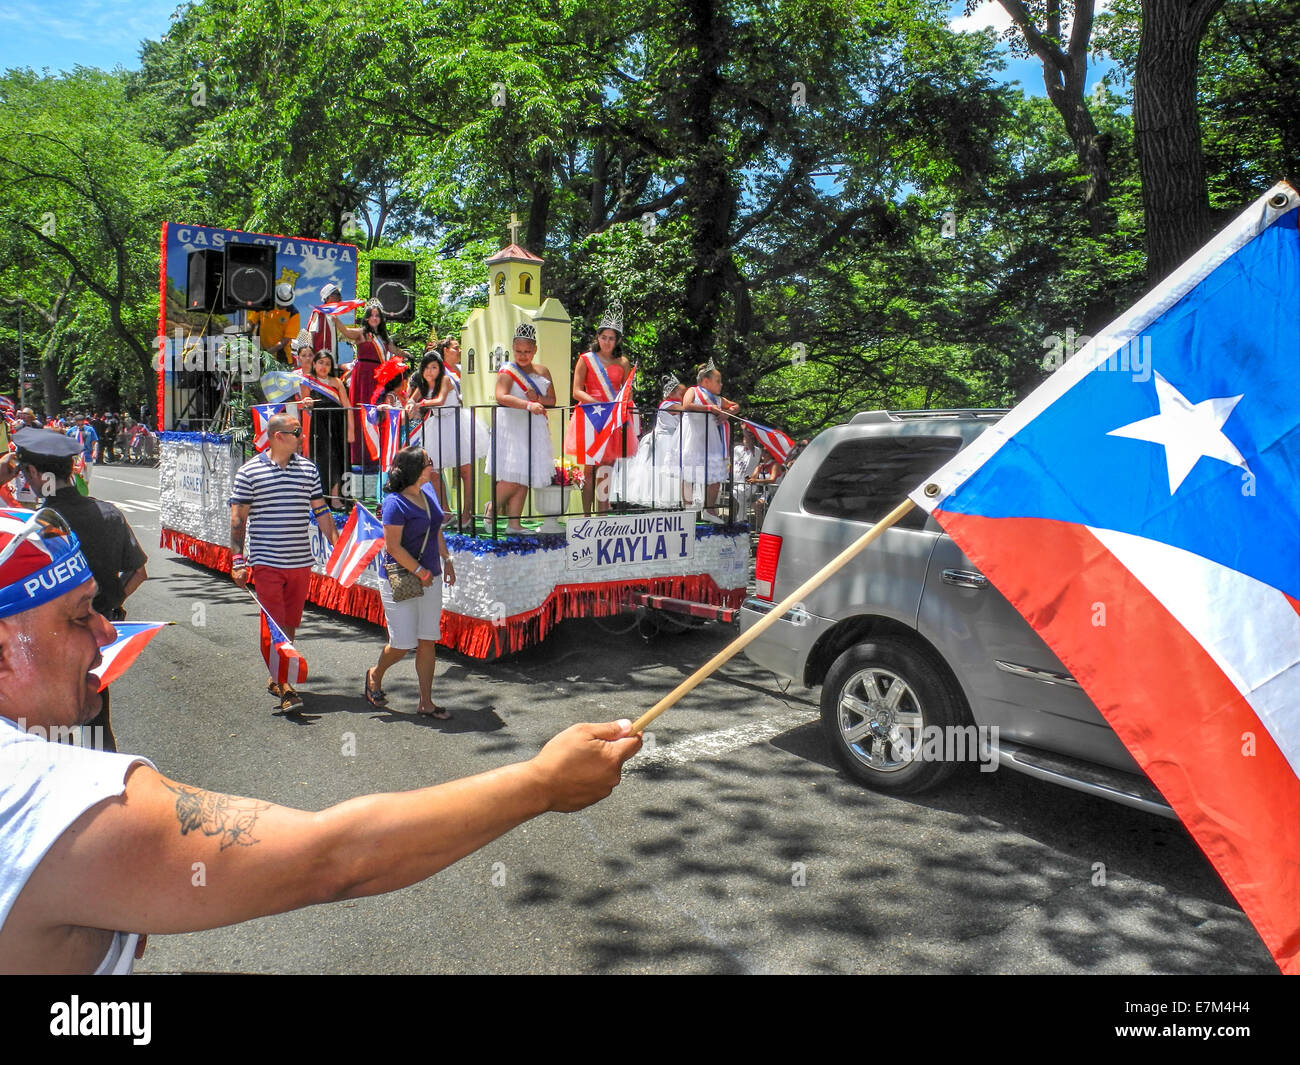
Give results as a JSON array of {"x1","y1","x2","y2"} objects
[{"x1": 161, "y1": 780, "x2": 270, "y2": 850}]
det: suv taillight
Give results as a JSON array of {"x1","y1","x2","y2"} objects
[{"x1": 754, "y1": 533, "x2": 783, "y2": 601}]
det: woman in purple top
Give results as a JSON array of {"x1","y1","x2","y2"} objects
[{"x1": 366, "y1": 446, "x2": 457, "y2": 717}]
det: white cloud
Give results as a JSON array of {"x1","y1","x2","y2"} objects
[
  {"x1": 949, "y1": 0, "x2": 1113, "y2": 38},
  {"x1": 948, "y1": 1, "x2": 1014, "y2": 35}
]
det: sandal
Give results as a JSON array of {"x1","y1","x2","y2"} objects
[
  {"x1": 268, "y1": 680, "x2": 284, "y2": 699},
  {"x1": 365, "y1": 668, "x2": 388, "y2": 707},
  {"x1": 418, "y1": 705, "x2": 452, "y2": 720}
]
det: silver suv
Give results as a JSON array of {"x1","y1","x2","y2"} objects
[{"x1": 739, "y1": 409, "x2": 1173, "y2": 818}]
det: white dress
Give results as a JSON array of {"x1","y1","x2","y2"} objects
[
  {"x1": 485, "y1": 368, "x2": 555, "y2": 487},
  {"x1": 615, "y1": 401, "x2": 682, "y2": 506},
  {"x1": 679, "y1": 386, "x2": 730, "y2": 488},
  {"x1": 422, "y1": 372, "x2": 488, "y2": 470}
]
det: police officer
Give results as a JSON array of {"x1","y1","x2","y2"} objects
[{"x1": 0, "y1": 427, "x2": 148, "y2": 752}]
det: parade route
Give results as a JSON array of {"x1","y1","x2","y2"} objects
[{"x1": 86, "y1": 466, "x2": 1276, "y2": 975}]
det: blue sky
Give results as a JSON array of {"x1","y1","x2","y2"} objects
[
  {"x1": 0, "y1": 1, "x2": 177, "y2": 73},
  {"x1": 0, "y1": 1, "x2": 1111, "y2": 94}
]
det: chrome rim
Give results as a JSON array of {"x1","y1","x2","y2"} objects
[{"x1": 837, "y1": 667, "x2": 924, "y2": 774}]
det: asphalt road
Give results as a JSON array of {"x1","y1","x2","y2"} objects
[{"x1": 89, "y1": 463, "x2": 1276, "y2": 975}]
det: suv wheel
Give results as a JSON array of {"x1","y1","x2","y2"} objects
[{"x1": 820, "y1": 638, "x2": 965, "y2": 794}]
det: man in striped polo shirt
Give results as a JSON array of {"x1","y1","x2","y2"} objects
[{"x1": 230, "y1": 412, "x2": 338, "y2": 712}]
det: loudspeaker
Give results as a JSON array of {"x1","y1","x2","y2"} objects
[
  {"x1": 223, "y1": 242, "x2": 276, "y2": 311},
  {"x1": 370, "y1": 260, "x2": 416, "y2": 321},
  {"x1": 186, "y1": 250, "x2": 225, "y2": 312}
]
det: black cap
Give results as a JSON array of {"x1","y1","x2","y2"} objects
[{"x1": 13, "y1": 426, "x2": 84, "y2": 459}]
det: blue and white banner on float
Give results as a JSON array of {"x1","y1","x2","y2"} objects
[{"x1": 565, "y1": 511, "x2": 698, "y2": 572}]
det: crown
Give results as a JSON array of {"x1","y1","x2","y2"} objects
[
  {"x1": 364, "y1": 297, "x2": 383, "y2": 312},
  {"x1": 662, "y1": 372, "x2": 682, "y2": 395},
  {"x1": 513, "y1": 322, "x2": 537, "y2": 342},
  {"x1": 292, "y1": 328, "x2": 312, "y2": 349},
  {"x1": 597, "y1": 299, "x2": 624, "y2": 335}
]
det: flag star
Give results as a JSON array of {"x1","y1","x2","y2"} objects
[{"x1": 1107, "y1": 372, "x2": 1250, "y2": 494}]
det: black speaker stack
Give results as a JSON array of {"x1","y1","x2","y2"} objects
[
  {"x1": 185, "y1": 242, "x2": 276, "y2": 313},
  {"x1": 370, "y1": 260, "x2": 416, "y2": 321}
]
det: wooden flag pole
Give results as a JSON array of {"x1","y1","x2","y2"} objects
[{"x1": 629, "y1": 497, "x2": 916, "y2": 734}]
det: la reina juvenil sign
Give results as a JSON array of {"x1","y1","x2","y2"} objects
[{"x1": 565, "y1": 511, "x2": 697, "y2": 571}]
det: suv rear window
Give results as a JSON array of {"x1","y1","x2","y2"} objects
[{"x1": 802, "y1": 436, "x2": 964, "y2": 529}]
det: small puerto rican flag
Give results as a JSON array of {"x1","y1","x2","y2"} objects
[
  {"x1": 257, "y1": 599, "x2": 308, "y2": 686},
  {"x1": 92, "y1": 622, "x2": 168, "y2": 691},
  {"x1": 325, "y1": 504, "x2": 386, "y2": 588},
  {"x1": 251, "y1": 403, "x2": 284, "y2": 452},
  {"x1": 314, "y1": 298, "x2": 368, "y2": 316},
  {"x1": 742, "y1": 419, "x2": 795, "y2": 463},
  {"x1": 379, "y1": 407, "x2": 403, "y2": 470}
]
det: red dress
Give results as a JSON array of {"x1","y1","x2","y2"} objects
[
  {"x1": 564, "y1": 353, "x2": 638, "y2": 463},
  {"x1": 350, "y1": 335, "x2": 384, "y2": 466}
]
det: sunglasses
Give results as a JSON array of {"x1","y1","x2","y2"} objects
[
  {"x1": 0, "y1": 507, "x2": 74, "y2": 569},
  {"x1": 276, "y1": 428, "x2": 302, "y2": 438}
]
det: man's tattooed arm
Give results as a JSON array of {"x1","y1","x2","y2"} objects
[{"x1": 160, "y1": 780, "x2": 271, "y2": 851}]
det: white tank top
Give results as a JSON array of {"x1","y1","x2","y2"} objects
[{"x1": 0, "y1": 717, "x2": 154, "y2": 974}]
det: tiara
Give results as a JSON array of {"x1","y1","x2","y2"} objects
[
  {"x1": 513, "y1": 322, "x2": 537, "y2": 342},
  {"x1": 364, "y1": 297, "x2": 383, "y2": 312},
  {"x1": 661, "y1": 372, "x2": 682, "y2": 395},
  {"x1": 597, "y1": 299, "x2": 624, "y2": 335}
]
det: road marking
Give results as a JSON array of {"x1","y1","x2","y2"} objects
[
  {"x1": 627, "y1": 708, "x2": 818, "y2": 770},
  {"x1": 94, "y1": 475, "x2": 159, "y2": 488},
  {"x1": 114, "y1": 500, "x2": 161, "y2": 514}
]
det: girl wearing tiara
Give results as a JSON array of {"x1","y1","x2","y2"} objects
[
  {"x1": 564, "y1": 301, "x2": 636, "y2": 516},
  {"x1": 680, "y1": 361, "x2": 739, "y2": 518},
  {"x1": 485, "y1": 323, "x2": 556, "y2": 534},
  {"x1": 616, "y1": 375, "x2": 685, "y2": 507}
]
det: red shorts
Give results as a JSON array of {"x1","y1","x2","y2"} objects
[{"x1": 252, "y1": 565, "x2": 313, "y2": 639}]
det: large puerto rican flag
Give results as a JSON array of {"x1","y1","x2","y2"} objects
[
  {"x1": 325, "y1": 503, "x2": 385, "y2": 588},
  {"x1": 910, "y1": 183, "x2": 1300, "y2": 974}
]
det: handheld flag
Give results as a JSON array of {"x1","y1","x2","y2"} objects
[
  {"x1": 361, "y1": 404, "x2": 382, "y2": 461},
  {"x1": 251, "y1": 403, "x2": 285, "y2": 452},
  {"x1": 742, "y1": 419, "x2": 794, "y2": 464},
  {"x1": 92, "y1": 622, "x2": 168, "y2": 691},
  {"x1": 325, "y1": 504, "x2": 386, "y2": 588},
  {"x1": 314, "y1": 298, "x2": 367, "y2": 316},
  {"x1": 909, "y1": 183, "x2": 1300, "y2": 975},
  {"x1": 379, "y1": 407, "x2": 403, "y2": 471},
  {"x1": 569, "y1": 401, "x2": 618, "y2": 464},
  {"x1": 254, "y1": 595, "x2": 308, "y2": 686},
  {"x1": 260, "y1": 371, "x2": 304, "y2": 404}
]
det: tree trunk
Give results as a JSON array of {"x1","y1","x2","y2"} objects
[
  {"x1": 676, "y1": 0, "x2": 736, "y2": 364},
  {"x1": 40, "y1": 332, "x2": 62, "y2": 415},
  {"x1": 1135, "y1": 0, "x2": 1227, "y2": 282}
]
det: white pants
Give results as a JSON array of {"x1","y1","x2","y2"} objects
[{"x1": 380, "y1": 575, "x2": 444, "y2": 650}]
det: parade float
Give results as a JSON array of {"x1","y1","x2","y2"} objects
[{"x1": 156, "y1": 222, "x2": 749, "y2": 658}]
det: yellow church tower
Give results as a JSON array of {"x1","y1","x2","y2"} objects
[{"x1": 459, "y1": 216, "x2": 573, "y2": 505}]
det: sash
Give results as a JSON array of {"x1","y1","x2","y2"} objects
[
  {"x1": 581, "y1": 351, "x2": 618, "y2": 402},
  {"x1": 694, "y1": 386, "x2": 728, "y2": 450},
  {"x1": 501, "y1": 362, "x2": 548, "y2": 399},
  {"x1": 445, "y1": 366, "x2": 462, "y2": 395}
]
